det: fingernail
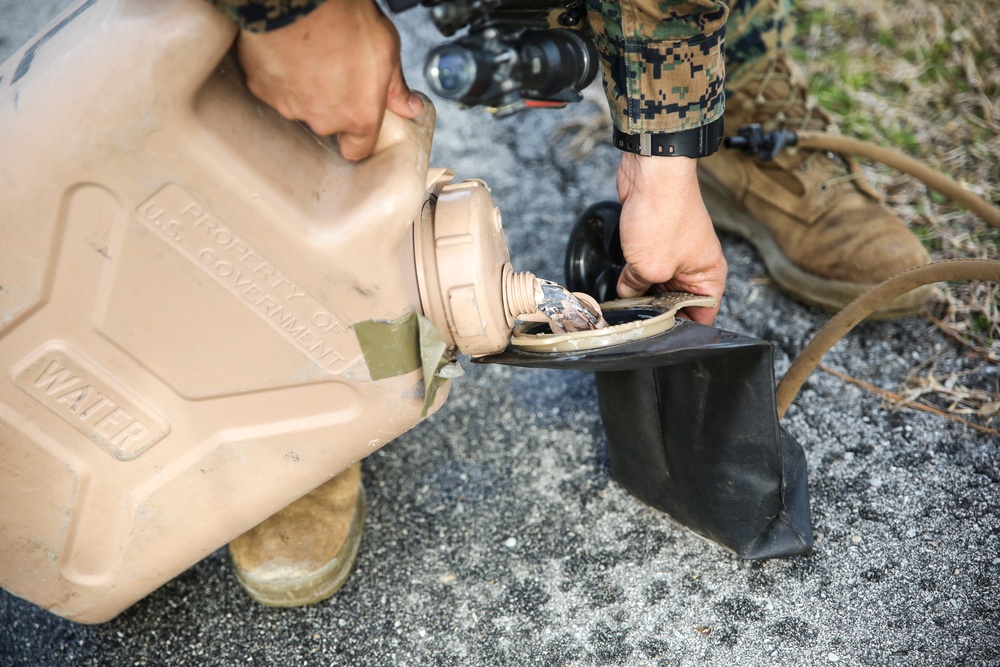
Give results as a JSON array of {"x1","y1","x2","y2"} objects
[
  {"x1": 617, "y1": 282, "x2": 641, "y2": 299},
  {"x1": 408, "y1": 93, "x2": 424, "y2": 115}
]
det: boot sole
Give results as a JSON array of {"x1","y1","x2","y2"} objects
[
  {"x1": 698, "y1": 168, "x2": 931, "y2": 319},
  {"x1": 234, "y1": 487, "x2": 367, "y2": 608}
]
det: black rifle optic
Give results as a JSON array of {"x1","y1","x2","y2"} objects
[{"x1": 387, "y1": 0, "x2": 599, "y2": 117}]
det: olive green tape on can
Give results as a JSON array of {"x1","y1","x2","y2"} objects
[
  {"x1": 352, "y1": 312, "x2": 423, "y2": 381},
  {"x1": 353, "y1": 312, "x2": 457, "y2": 416}
]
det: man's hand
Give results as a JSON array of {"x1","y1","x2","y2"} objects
[
  {"x1": 235, "y1": 0, "x2": 423, "y2": 161},
  {"x1": 615, "y1": 153, "x2": 728, "y2": 325}
]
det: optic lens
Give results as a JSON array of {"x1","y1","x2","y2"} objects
[
  {"x1": 426, "y1": 46, "x2": 476, "y2": 99},
  {"x1": 435, "y1": 51, "x2": 469, "y2": 92}
]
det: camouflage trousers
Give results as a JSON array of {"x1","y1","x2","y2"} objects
[{"x1": 726, "y1": 0, "x2": 794, "y2": 88}]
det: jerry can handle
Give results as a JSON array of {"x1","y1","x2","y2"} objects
[{"x1": 369, "y1": 92, "x2": 436, "y2": 158}]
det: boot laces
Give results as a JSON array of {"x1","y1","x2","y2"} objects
[{"x1": 736, "y1": 55, "x2": 861, "y2": 190}]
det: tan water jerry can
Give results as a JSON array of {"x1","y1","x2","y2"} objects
[{"x1": 0, "y1": 0, "x2": 538, "y2": 623}]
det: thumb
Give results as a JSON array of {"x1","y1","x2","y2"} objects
[
  {"x1": 385, "y1": 65, "x2": 423, "y2": 120},
  {"x1": 617, "y1": 263, "x2": 652, "y2": 299},
  {"x1": 337, "y1": 110, "x2": 384, "y2": 162}
]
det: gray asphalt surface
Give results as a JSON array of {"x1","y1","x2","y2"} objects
[{"x1": 1, "y1": 2, "x2": 998, "y2": 666}]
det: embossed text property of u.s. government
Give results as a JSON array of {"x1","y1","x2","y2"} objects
[{"x1": 137, "y1": 184, "x2": 358, "y2": 373}]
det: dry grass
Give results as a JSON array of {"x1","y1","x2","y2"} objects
[
  {"x1": 796, "y1": 0, "x2": 999, "y2": 316},
  {"x1": 795, "y1": 0, "x2": 999, "y2": 428},
  {"x1": 820, "y1": 364, "x2": 999, "y2": 437}
]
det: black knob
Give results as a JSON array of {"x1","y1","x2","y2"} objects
[{"x1": 564, "y1": 201, "x2": 625, "y2": 304}]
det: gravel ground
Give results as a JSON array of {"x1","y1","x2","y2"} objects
[{"x1": 1, "y1": 2, "x2": 997, "y2": 666}]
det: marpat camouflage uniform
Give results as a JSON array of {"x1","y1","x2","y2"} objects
[
  {"x1": 724, "y1": 0, "x2": 793, "y2": 88},
  {"x1": 207, "y1": 0, "x2": 793, "y2": 136},
  {"x1": 584, "y1": 0, "x2": 794, "y2": 134},
  {"x1": 585, "y1": 0, "x2": 728, "y2": 135}
]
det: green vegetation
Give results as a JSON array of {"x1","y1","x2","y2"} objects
[
  {"x1": 795, "y1": 0, "x2": 999, "y2": 417},
  {"x1": 795, "y1": 0, "x2": 998, "y2": 327}
]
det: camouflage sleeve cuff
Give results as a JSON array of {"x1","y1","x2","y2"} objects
[
  {"x1": 586, "y1": 0, "x2": 728, "y2": 136},
  {"x1": 205, "y1": 0, "x2": 326, "y2": 33}
]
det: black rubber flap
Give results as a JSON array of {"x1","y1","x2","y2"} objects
[{"x1": 478, "y1": 321, "x2": 813, "y2": 559}]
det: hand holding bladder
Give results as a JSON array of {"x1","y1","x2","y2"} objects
[
  {"x1": 234, "y1": 0, "x2": 424, "y2": 161},
  {"x1": 615, "y1": 153, "x2": 728, "y2": 326}
]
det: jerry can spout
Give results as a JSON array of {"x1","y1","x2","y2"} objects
[{"x1": 413, "y1": 175, "x2": 607, "y2": 358}]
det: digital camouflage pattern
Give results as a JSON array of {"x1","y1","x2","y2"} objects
[
  {"x1": 585, "y1": 0, "x2": 728, "y2": 134},
  {"x1": 205, "y1": 0, "x2": 324, "y2": 32},
  {"x1": 725, "y1": 0, "x2": 793, "y2": 88},
  {"x1": 586, "y1": 0, "x2": 793, "y2": 134}
]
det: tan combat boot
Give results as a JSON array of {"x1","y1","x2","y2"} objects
[
  {"x1": 229, "y1": 464, "x2": 365, "y2": 607},
  {"x1": 699, "y1": 53, "x2": 932, "y2": 317}
]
